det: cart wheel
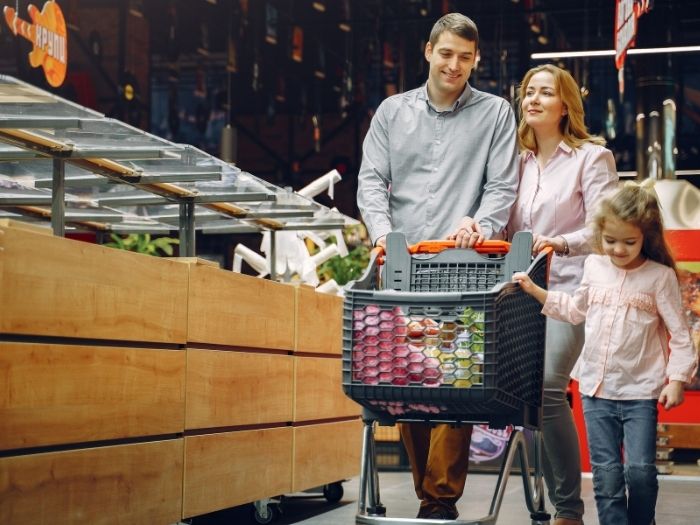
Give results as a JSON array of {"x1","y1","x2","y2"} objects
[
  {"x1": 252, "y1": 503, "x2": 279, "y2": 524},
  {"x1": 323, "y1": 481, "x2": 344, "y2": 503}
]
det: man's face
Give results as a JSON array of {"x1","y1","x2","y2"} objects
[{"x1": 425, "y1": 31, "x2": 478, "y2": 101}]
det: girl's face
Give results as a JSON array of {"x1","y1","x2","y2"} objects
[
  {"x1": 521, "y1": 71, "x2": 568, "y2": 132},
  {"x1": 601, "y1": 217, "x2": 645, "y2": 270}
]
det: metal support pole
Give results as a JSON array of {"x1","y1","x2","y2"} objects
[
  {"x1": 179, "y1": 201, "x2": 195, "y2": 257},
  {"x1": 51, "y1": 158, "x2": 65, "y2": 236},
  {"x1": 270, "y1": 230, "x2": 277, "y2": 280}
]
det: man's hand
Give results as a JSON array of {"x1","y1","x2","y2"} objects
[
  {"x1": 448, "y1": 216, "x2": 484, "y2": 248},
  {"x1": 375, "y1": 235, "x2": 387, "y2": 250},
  {"x1": 659, "y1": 380, "x2": 685, "y2": 410}
]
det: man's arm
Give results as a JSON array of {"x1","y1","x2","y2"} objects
[
  {"x1": 472, "y1": 100, "x2": 519, "y2": 239},
  {"x1": 357, "y1": 102, "x2": 392, "y2": 246}
]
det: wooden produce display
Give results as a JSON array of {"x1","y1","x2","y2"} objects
[
  {"x1": 0, "y1": 221, "x2": 187, "y2": 525},
  {"x1": 0, "y1": 222, "x2": 362, "y2": 524},
  {"x1": 292, "y1": 285, "x2": 362, "y2": 493}
]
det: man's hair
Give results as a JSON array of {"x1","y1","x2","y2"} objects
[{"x1": 429, "y1": 13, "x2": 479, "y2": 50}]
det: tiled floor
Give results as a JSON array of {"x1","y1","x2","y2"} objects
[{"x1": 191, "y1": 471, "x2": 700, "y2": 524}]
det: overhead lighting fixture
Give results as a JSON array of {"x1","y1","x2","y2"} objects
[
  {"x1": 537, "y1": 35, "x2": 549, "y2": 45},
  {"x1": 532, "y1": 45, "x2": 700, "y2": 60},
  {"x1": 312, "y1": 2, "x2": 326, "y2": 12},
  {"x1": 338, "y1": 22, "x2": 351, "y2": 32}
]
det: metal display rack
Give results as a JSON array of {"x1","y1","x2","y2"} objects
[{"x1": 0, "y1": 75, "x2": 357, "y2": 275}]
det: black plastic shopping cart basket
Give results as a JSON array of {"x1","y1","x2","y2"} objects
[{"x1": 342, "y1": 231, "x2": 553, "y2": 525}]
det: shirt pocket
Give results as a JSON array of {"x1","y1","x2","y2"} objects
[{"x1": 619, "y1": 292, "x2": 658, "y2": 355}]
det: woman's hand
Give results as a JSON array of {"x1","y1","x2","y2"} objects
[
  {"x1": 448, "y1": 216, "x2": 484, "y2": 248},
  {"x1": 659, "y1": 380, "x2": 685, "y2": 410},
  {"x1": 532, "y1": 234, "x2": 568, "y2": 255}
]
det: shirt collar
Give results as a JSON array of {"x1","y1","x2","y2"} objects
[
  {"x1": 420, "y1": 82, "x2": 472, "y2": 113},
  {"x1": 523, "y1": 140, "x2": 573, "y2": 160}
]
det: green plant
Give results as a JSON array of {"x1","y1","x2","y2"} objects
[
  {"x1": 317, "y1": 244, "x2": 370, "y2": 285},
  {"x1": 104, "y1": 233, "x2": 179, "y2": 257}
]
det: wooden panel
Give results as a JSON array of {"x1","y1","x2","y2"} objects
[
  {"x1": 183, "y1": 427, "x2": 292, "y2": 517},
  {"x1": 0, "y1": 343, "x2": 185, "y2": 450},
  {"x1": 186, "y1": 349, "x2": 293, "y2": 429},
  {"x1": 293, "y1": 356, "x2": 360, "y2": 422},
  {"x1": 187, "y1": 265, "x2": 295, "y2": 349},
  {"x1": 0, "y1": 439, "x2": 183, "y2": 525},
  {"x1": 0, "y1": 225, "x2": 188, "y2": 343},
  {"x1": 292, "y1": 419, "x2": 362, "y2": 492},
  {"x1": 295, "y1": 286, "x2": 342, "y2": 355},
  {"x1": 658, "y1": 423, "x2": 700, "y2": 448}
]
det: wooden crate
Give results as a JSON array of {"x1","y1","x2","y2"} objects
[
  {"x1": 0, "y1": 342, "x2": 185, "y2": 450},
  {"x1": 185, "y1": 348, "x2": 293, "y2": 429},
  {"x1": 295, "y1": 285, "x2": 342, "y2": 355},
  {"x1": 187, "y1": 264, "x2": 295, "y2": 350},
  {"x1": 0, "y1": 439, "x2": 183, "y2": 525},
  {"x1": 657, "y1": 423, "x2": 700, "y2": 448},
  {"x1": 292, "y1": 419, "x2": 362, "y2": 492},
  {"x1": 293, "y1": 356, "x2": 360, "y2": 422},
  {"x1": 0, "y1": 224, "x2": 188, "y2": 343},
  {"x1": 183, "y1": 427, "x2": 293, "y2": 518}
]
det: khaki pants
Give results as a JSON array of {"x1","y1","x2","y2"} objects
[{"x1": 399, "y1": 422, "x2": 473, "y2": 518}]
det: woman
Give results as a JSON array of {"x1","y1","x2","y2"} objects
[{"x1": 507, "y1": 64, "x2": 619, "y2": 525}]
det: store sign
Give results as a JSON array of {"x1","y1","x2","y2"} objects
[
  {"x1": 3, "y1": 1, "x2": 68, "y2": 87},
  {"x1": 614, "y1": 0, "x2": 652, "y2": 70}
]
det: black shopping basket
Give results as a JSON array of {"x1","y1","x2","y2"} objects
[{"x1": 342, "y1": 231, "x2": 553, "y2": 525}]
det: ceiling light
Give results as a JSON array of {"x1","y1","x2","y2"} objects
[
  {"x1": 537, "y1": 35, "x2": 549, "y2": 45},
  {"x1": 531, "y1": 45, "x2": 700, "y2": 60},
  {"x1": 312, "y1": 2, "x2": 326, "y2": 12}
]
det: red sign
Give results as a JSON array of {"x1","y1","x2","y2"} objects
[
  {"x1": 614, "y1": 0, "x2": 652, "y2": 70},
  {"x1": 3, "y1": 1, "x2": 68, "y2": 87}
]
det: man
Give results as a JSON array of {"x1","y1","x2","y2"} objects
[{"x1": 356, "y1": 13, "x2": 519, "y2": 520}]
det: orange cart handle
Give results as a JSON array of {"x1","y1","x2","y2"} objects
[
  {"x1": 371, "y1": 239, "x2": 512, "y2": 265},
  {"x1": 409, "y1": 239, "x2": 511, "y2": 255}
]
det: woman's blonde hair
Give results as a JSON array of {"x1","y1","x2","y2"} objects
[
  {"x1": 591, "y1": 179, "x2": 676, "y2": 271},
  {"x1": 517, "y1": 64, "x2": 606, "y2": 152}
]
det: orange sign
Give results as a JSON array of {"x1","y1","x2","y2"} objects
[{"x1": 4, "y1": 1, "x2": 68, "y2": 87}]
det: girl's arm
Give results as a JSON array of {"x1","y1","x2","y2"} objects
[
  {"x1": 513, "y1": 258, "x2": 592, "y2": 325},
  {"x1": 512, "y1": 272, "x2": 548, "y2": 304},
  {"x1": 656, "y1": 267, "x2": 698, "y2": 387}
]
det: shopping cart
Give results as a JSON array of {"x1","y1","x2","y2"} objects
[{"x1": 342, "y1": 231, "x2": 552, "y2": 525}]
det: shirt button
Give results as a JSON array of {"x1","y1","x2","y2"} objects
[
  {"x1": 436, "y1": 140, "x2": 441, "y2": 145},
  {"x1": 433, "y1": 167, "x2": 438, "y2": 172}
]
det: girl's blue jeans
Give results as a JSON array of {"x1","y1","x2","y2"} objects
[{"x1": 582, "y1": 395, "x2": 658, "y2": 525}]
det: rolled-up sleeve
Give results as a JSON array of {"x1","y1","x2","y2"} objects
[
  {"x1": 357, "y1": 102, "x2": 393, "y2": 245},
  {"x1": 657, "y1": 268, "x2": 699, "y2": 383},
  {"x1": 473, "y1": 100, "x2": 519, "y2": 239},
  {"x1": 563, "y1": 147, "x2": 619, "y2": 256}
]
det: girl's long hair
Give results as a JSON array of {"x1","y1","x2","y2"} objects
[
  {"x1": 517, "y1": 64, "x2": 606, "y2": 153},
  {"x1": 591, "y1": 180, "x2": 677, "y2": 271}
]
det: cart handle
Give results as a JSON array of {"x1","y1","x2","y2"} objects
[
  {"x1": 409, "y1": 239, "x2": 510, "y2": 255},
  {"x1": 370, "y1": 239, "x2": 513, "y2": 265}
]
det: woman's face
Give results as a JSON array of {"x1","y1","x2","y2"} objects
[{"x1": 521, "y1": 71, "x2": 568, "y2": 133}]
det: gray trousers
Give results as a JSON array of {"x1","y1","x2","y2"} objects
[{"x1": 542, "y1": 318, "x2": 585, "y2": 521}]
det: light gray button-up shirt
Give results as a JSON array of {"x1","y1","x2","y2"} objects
[{"x1": 357, "y1": 83, "x2": 519, "y2": 245}]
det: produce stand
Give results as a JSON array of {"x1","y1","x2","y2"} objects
[{"x1": 0, "y1": 75, "x2": 361, "y2": 524}]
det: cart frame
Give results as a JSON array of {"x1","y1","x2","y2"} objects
[{"x1": 343, "y1": 232, "x2": 553, "y2": 524}]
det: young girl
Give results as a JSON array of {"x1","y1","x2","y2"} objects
[{"x1": 513, "y1": 181, "x2": 698, "y2": 525}]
